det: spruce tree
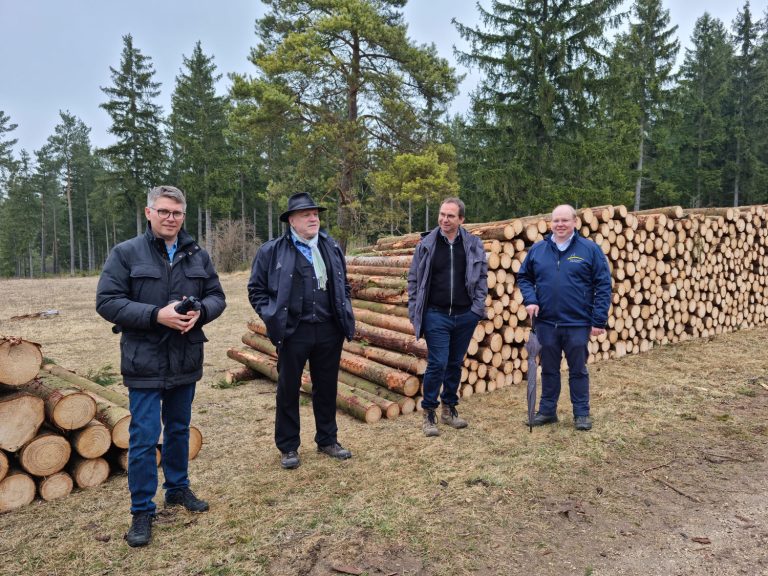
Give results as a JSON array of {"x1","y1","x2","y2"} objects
[
  {"x1": 169, "y1": 41, "x2": 229, "y2": 249},
  {"x1": 0, "y1": 110, "x2": 18, "y2": 195},
  {"x1": 100, "y1": 34, "x2": 166, "y2": 235},
  {"x1": 610, "y1": 0, "x2": 679, "y2": 210},
  {"x1": 454, "y1": 0, "x2": 624, "y2": 212},
  {"x1": 676, "y1": 14, "x2": 733, "y2": 206}
]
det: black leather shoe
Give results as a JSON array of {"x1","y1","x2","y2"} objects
[
  {"x1": 574, "y1": 415, "x2": 593, "y2": 431},
  {"x1": 165, "y1": 487, "x2": 209, "y2": 512},
  {"x1": 281, "y1": 450, "x2": 300, "y2": 469},
  {"x1": 529, "y1": 413, "x2": 559, "y2": 427},
  {"x1": 317, "y1": 443, "x2": 352, "y2": 460},
  {"x1": 125, "y1": 511, "x2": 154, "y2": 547}
]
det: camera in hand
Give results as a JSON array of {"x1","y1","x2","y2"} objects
[{"x1": 174, "y1": 296, "x2": 201, "y2": 314}]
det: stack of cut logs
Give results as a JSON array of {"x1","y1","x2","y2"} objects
[
  {"x1": 0, "y1": 336, "x2": 202, "y2": 513},
  {"x1": 227, "y1": 204, "x2": 768, "y2": 423}
]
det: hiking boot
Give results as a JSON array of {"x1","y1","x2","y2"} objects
[
  {"x1": 529, "y1": 412, "x2": 559, "y2": 427},
  {"x1": 422, "y1": 410, "x2": 440, "y2": 437},
  {"x1": 440, "y1": 404, "x2": 468, "y2": 429},
  {"x1": 125, "y1": 511, "x2": 154, "y2": 547},
  {"x1": 165, "y1": 487, "x2": 209, "y2": 512},
  {"x1": 281, "y1": 450, "x2": 300, "y2": 469},
  {"x1": 574, "y1": 415, "x2": 593, "y2": 431},
  {"x1": 318, "y1": 443, "x2": 352, "y2": 460}
]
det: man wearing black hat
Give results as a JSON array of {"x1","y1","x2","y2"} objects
[{"x1": 248, "y1": 192, "x2": 356, "y2": 469}]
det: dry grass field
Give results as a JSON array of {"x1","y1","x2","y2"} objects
[{"x1": 0, "y1": 273, "x2": 767, "y2": 576}]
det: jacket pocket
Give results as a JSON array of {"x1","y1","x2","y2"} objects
[
  {"x1": 121, "y1": 332, "x2": 167, "y2": 378},
  {"x1": 129, "y1": 265, "x2": 163, "y2": 303},
  {"x1": 171, "y1": 329, "x2": 208, "y2": 375}
]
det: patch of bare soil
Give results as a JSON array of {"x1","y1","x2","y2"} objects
[{"x1": 0, "y1": 274, "x2": 766, "y2": 576}]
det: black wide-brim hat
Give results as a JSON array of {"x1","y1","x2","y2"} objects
[{"x1": 279, "y1": 192, "x2": 327, "y2": 222}]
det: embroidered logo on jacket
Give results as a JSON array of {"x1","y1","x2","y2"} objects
[{"x1": 566, "y1": 255, "x2": 586, "y2": 263}]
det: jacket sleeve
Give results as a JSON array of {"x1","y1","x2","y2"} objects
[
  {"x1": 406, "y1": 245, "x2": 422, "y2": 325},
  {"x1": 247, "y1": 245, "x2": 270, "y2": 316},
  {"x1": 95, "y1": 245, "x2": 157, "y2": 330},
  {"x1": 199, "y1": 252, "x2": 226, "y2": 325},
  {"x1": 472, "y1": 237, "x2": 489, "y2": 311},
  {"x1": 516, "y1": 246, "x2": 538, "y2": 306},
  {"x1": 591, "y1": 245, "x2": 612, "y2": 328}
]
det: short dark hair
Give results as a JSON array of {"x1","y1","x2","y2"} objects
[{"x1": 441, "y1": 197, "x2": 465, "y2": 218}]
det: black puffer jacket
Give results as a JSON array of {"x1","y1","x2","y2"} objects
[
  {"x1": 247, "y1": 230, "x2": 355, "y2": 348},
  {"x1": 96, "y1": 226, "x2": 226, "y2": 389}
]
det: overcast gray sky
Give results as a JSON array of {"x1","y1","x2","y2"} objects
[{"x1": 1, "y1": 0, "x2": 765, "y2": 155}]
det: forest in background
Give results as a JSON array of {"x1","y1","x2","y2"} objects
[{"x1": 0, "y1": 0, "x2": 767, "y2": 277}]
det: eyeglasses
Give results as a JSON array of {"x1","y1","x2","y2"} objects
[{"x1": 148, "y1": 207, "x2": 186, "y2": 220}]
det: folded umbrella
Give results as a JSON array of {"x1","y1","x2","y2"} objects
[{"x1": 525, "y1": 317, "x2": 542, "y2": 432}]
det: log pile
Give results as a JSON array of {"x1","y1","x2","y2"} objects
[
  {"x1": 0, "y1": 339, "x2": 203, "y2": 513},
  {"x1": 228, "y1": 204, "x2": 768, "y2": 421}
]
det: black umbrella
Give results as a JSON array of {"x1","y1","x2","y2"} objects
[{"x1": 525, "y1": 317, "x2": 542, "y2": 432}]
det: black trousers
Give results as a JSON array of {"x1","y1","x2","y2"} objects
[{"x1": 275, "y1": 321, "x2": 344, "y2": 453}]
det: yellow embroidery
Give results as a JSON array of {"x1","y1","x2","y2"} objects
[{"x1": 566, "y1": 255, "x2": 585, "y2": 262}]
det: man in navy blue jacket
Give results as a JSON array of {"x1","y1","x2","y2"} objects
[{"x1": 517, "y1": 205, "x2": 612, "y2": 431}]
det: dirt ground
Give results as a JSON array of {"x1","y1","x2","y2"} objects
[{"x1": 0, "y1": 273, "x2": 766, "y2": 576}]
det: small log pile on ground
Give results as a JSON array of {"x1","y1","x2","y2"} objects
[
  {"x1": 0, "y1": 338, "x2": 203, "y2": 513},
  {"x1": 227, "y1": 204, "x2": 768, "y2": 421}
]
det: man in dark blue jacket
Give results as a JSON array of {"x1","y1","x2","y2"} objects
[
  {"x1": 517, "y1": 204, "x2": 611, "y2": 431},
  {"x1": 248, "y1": 192, "x2": 356, "y2": 470},
  {"x1": 96, "y1": 185, "x2": 226, "y2": 547},
  {"x1": 407, "y1": 197, "x2": 488, "y2": 437}
]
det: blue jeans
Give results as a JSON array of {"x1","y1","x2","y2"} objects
[
  {"x1": 421, "y1": 308, "x2": 481, "y2": 411},
  {"x1": 536, "y1": 323, "x2": 591, "y2": 417},
  {"x1": 128, "y1": 384, "x2": 196, "y2": 514}
]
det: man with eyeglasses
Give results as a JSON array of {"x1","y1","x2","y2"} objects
[{"x1": 96, "y1": 185, "x2": 226, "y2": 547}]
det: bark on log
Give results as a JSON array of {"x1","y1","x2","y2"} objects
[
  {"x1": 351, "y1": 287, "x2": 408, "y2": 303},
  {"x1": 20, "y1": 375, "x2": 96, "y2": 430},
  {"x1": 354, "y1": 321, "x2": 429, "y2": 358},
  {"x1": 350, "y1": 299, "x2": 410, "y2": 318},
  {"x1": 85, "y1": 394, "x2": 131, "y2": 449},
  {"x1": 227, "y1": 348, "x2": 382, "y2": 423},
  {"x1": 346, "y1": 265, "x2": 409, "y2": 278},
  {"x1": 339, "y1": 350, "x2": 420, "y2": 397},
  {"x1": 337, "y1": 370, "x2": 415, "y2": 414},
  {"x1": 37, "y1": 471, "x2": 73, "y2": 501},
  {"x1": 0, "y1": 392, "x2": 45, "y2": 452},
  {"x1": 0, "y1": 336, "x2": 42, "y2": 387},
  {"x1": 224, "y1": 366, "x2": 258, "y2": 385},
  {"x1": 352, "y1": 307, "x2": 415, "y2": 335},
  {"x1": 346, "y1": 255, "x2": 413, "y2": 268},
  {"x1": 18, "y1": 430, "x2": 72, "y2": 477},
  {"x1": 69, "y1": 456, "x2": 110, "y2": 489},
  {"x1": 41, "y1": 363, "x2": 129, "y2": 408},
  {"x1": 70, "y1": 420, "x2": 112, "y2": 459},
  {"x1": 342, "y1": 340, "x2": 426, "y2": 375},
  {"x1": 0, "y1": 469, "x2": 36, "y2": 513},
  {"x1": 348, "y1": 274, "x2": 408, "y2": 290},
  {"x1": 336, "y1": 376, "x2": 399, "y2": 419}
]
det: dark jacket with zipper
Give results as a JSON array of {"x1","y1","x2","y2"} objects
[
  {"x1": 96, "y1": 226, "x2": 226, "y2": 389},
  {"x1": 247, "y1": 229, "x2": 355, "y2": 349},
  {"x1": 407, "y1": 226, "x2": 488, "y2": 339},
  {"x1": 517, "y1": 233, "x2": 612, "y2": 328}
]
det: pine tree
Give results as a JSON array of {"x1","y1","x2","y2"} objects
[
  {"x1": 169, "y1": 41, "x2": 229, "y2": 249},
  {"x1": 248, "y1": 0, "x2": 459, "y2": 248},
  {"x1": 676, "y1": 14, "x2": 733, "y2": 206},
  {"x1": 0, "y1": 152, "x2": 40, "y2": 277},
  {"x1": 100, "y1": 34, "x2": 166, "y2": 235},
  {"x1": 610, "y1": 0, "x2": 679, "y2": 210}
]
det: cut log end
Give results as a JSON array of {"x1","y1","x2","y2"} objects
[
  {"x1": 71, "y1": 420, "x2": 112, "y2": 459},
  {"x1": 70, "y1": 457, "x2": 110, "y2": 489},
  {"x1": 51, "y1": 393, "x2": 97, "y2": 431},
  {"x1": 19, "y1": 432, "x2": 72, "y2": 477},
  {"x1": 0, "y1": 338, "x2": 43, "y2": 386},
  {"x1": 0, "y1": 470, "x2": 36, "y2": 513},
  {"x1": 37, "y1": 471, "x2": 74, "y2": 501}
]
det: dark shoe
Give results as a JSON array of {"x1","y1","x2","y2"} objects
[
  {"x1": 574, "y1": 415, "x2": 593, "y2": 431},
  {"x1": 440, "y1": 404, "x2": 468, "y2": 429},
  {"x1": 529, "y1": 412, "x2": 559, "y2": 427},
  {"x1": 318, "y1": 443, "x2": 352, "y2": 460},
  {"x1": 165, "y1": 487, "x2": 209, "y2": 512},
  {"x1": 422, "y1": 410, "x2": 440, "y2": 437},
  {"x1": 125, "y1": 511, "x2": 154, "y2": 547},
  {"x1": 281, "y1": 450, "x2": 300, "y2": 469}
]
